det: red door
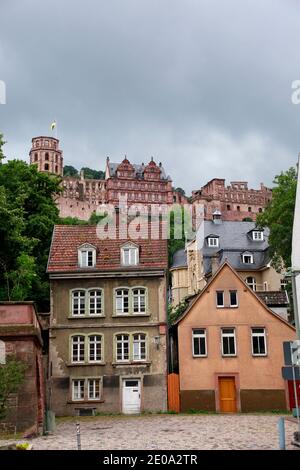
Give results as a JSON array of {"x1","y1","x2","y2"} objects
[{"x1": 288, "y1": 380, "x2": 300, "y2": 409}]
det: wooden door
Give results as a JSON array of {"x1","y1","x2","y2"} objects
[
  {"x1": 168, "y1": 373, "x2": 180, "y2": 413},
  {"x1": 219, "y1": 377, "x2": 237, "y2": 412}
]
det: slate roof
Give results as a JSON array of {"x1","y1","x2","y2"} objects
[
  {"x1": 171, "y1": 221, "x2": 271, "y2": 273},
  {"x1": 108, "y1": 162, "x2": 171, "y2": 181},
  {"x1": 47, "y1": 225, "x2": 168, "y2": 273},
  {"x1": 256, "y1": 291, "x2": 289, "y2": 306},
  {"x1": 171, "y1": 248, "x2": 187, "y2": 269}
]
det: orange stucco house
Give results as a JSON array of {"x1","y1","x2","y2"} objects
[{"x1": 174, "y1": 262, "x2": 295, "y2": 412}]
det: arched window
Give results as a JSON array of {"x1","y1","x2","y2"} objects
[
  {"x1": 0, "y1": 340, "x2": 6, "y2": 364},
  {"x1": 246, "y1": 276, "x2": 256, "y2": 291},
  {"x1": 132, "y1": 288, "x2": 146, "y2": 313},
  {"x1": 44, "y1": 163, "x2": 49, "y2": 171},
  {"x1": 34, "y1": 153, "x2": 38, "y2": 162},
  {"x1": 115, "y1": 289, "x2": 129, "y2": 314},
  {"x1": 88, "y1": 335, "x2": 103, "y2": 362},
  {"x1": 116, "y1": 334, "x2": 130, "y2": 361},
  {"x1": 72, "y1": 290, "x2": 86, "y2": 316},
  {"x1": 45, "y1": 153, "x2": 49, "y2": 161},
  {"x1": 88, "y1": 289, "x2": 102, "y2": 315},
  {"x1": 55, "y1": 165, "x2": 58, "y2": 173},
  {"x1": 133, "y1": 333, "x2": 146, "y2": 361},
  {"x1": 71, "y1": 335, "x2": 85, "y2": 362}
]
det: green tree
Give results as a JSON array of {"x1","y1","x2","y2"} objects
[
  {"x1": 168, "y1": 206, "x2": 192, "y2": 267},
  {"x1": 81, "y1": 167, "x2": 105, "y2": 180},
  {"x1": 63, "y1": 165, "x2": 78, "y2": 177},
  {"x1": 0, "y1": 137, "x2": 61, "y2": 309},
  {"x1": 257, "y1": 167, "x2": 297, "y2": 269},
  {"x1": 0, "y1": 133, "x2": 6, "y2": 162},
  {"x1": 174, "y1": 187, "x2": 186, "y2": 197},
  {"x1": 0, "y1": 358, "x2": 26, "y2": 420}
]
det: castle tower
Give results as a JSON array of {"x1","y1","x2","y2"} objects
[{"x1": 29, "y1": 136, "x2": 63, "y2": 176}]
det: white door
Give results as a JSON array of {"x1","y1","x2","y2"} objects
[{"x1": 122, "y1": 379, "x2": 141, "y2": 414}]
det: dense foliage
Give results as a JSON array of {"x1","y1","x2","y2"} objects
[
  {"x1": 257, "y1": 167, "x2": 297, "y2": 269},
  {"x1": 63, "y1": 165, "x2": 105, "y2": 180},
  {"x1": 0, "y1": 134, "x2": 61, "y2": 310},
  {"x1": 0, "y1": 357, "x2": 26, "y2": 420}
]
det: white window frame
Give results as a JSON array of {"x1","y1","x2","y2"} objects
[
  {"x1": 242, "y1": 253, "x2": 254, "y2": 264},
  {"x1": 88, "y1": 335, "x2": 103, "y2": 363},
  {"x1": 88, "y1": 378, "x2": 102, "y2": 401},
  {"x1": 246, "y1": 276, "x2": 256, "y2": 291},
  {"x1": 192, "y1": 329, "x2": 207, "y2": 357},
  {"x1": 115, "y1": 288, "x2": 130, "y2": 315},
  {"x1": 88, "y1": 289, "x2": 103, "y2": 316},
  {"x1": 78, "y1": 245, "x2": 96, "y2": 268},
  {"x1": 72, "y1": 379, "x2": 85, "y2": 401},
  {"x1": 221, "y1": 328, "x2": 236, "y2": 356},
  {"x1": 229, "y1": 290, "x2": 238, "y2": 308},
  {"x1": 121, "y1": 245, "x2": 139, "y2": 266},
  {"x1": 71, "y1": 335, "x2": 85, "y2": 363},
  {"x1": 132, "y1": 288, "x2": 146, "y2": 314},
  {"x1": 216, "y1": 291, "x2": 224, "y2": 308},
  {"x1": 72, "y1": 290, "x2": 86, "y2": 316},
  {"x1": 132, "y1": 333, "x2": 147, "y2": 361},
  {"x1": 251, "y1": 328, "x2": 267, "y2": 356},
  {"x1": 208, "y1": 237, "x2": 219, "y2": 248},
  {"x1": 252, "y1": 231, "x2": 264, "y2": 241},
  {"x1": 116, "y1": 334, "x2": 130, "y2": 362}
]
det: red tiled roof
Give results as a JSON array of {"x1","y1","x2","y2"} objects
[{"x1": 47, "y1": 225, "x2": 168, "y2": 273}]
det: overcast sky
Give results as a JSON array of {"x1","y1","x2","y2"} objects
[{"x1": 1, "y1": 0, "x2": 300, "y2": 195}]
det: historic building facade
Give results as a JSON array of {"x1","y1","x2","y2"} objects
[
  {"x1": 192, "y1": 178, "x2": 272, "y2": 222},
  {"x1": 173, "y1": 262, "x2": 295, "y2": 413},
  {"x1": 0, "y1": 302, "x2": 45, "y2": 434},
  {"x1": 170, "y1": 215, "x2": 288, "y2": 320},
  {"x1": 47, "y1": 225, "x2": 168, "y2": 416}
]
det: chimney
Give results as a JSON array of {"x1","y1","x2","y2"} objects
[
  {"x1": 211, "y1": 253, "x2": 220, "y2": 275},
  {"x1": 212, "y1": 209, "x2": 222, "y2": 224}
]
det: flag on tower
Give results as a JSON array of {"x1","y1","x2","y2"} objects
[{"x1": 51, "y1": 120, "x2": 56, "y2": 131}]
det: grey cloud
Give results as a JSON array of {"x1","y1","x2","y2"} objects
[{"x1": 0, "y1": 0, "x2": 300, "y2": 194}]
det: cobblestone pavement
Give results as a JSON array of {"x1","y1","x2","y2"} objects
[{"x1": 1, "y1": 414, "x2": 299, "y2": 450}]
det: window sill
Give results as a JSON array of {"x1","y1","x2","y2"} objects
[
  {"x1": 68, "y1": 400, "x2": 105, "y2": 404},
  {"x1": 222, "y1": 355, "x2": 237, "y2": 358},
  {"x1": 252, "y1": 354, "x2": 268, "y2": 357},
  {"x1": 67, "y1": 362, "x2": 106, "y2": 367},
  {"x1": 112, "y1": 313, "x2": 150, "y2": 318},
  {"x1": 112, "y1": 361, "x2": 151, "y2": 367},
  {"x1": 193, "y1": 355, "x2": 208, "y2": 358},
  {"x1": 68, "y1": 315, "x2": 105, "y2": 319}
]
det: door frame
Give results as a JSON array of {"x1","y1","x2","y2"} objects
[
  {"x1": 121, "y1": 376, "x2": 142, "y2": 414},
  {"x1": 214, "y1": 373, "x2": 241, "y2": 413}
]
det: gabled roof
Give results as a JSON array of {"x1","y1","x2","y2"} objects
[
  {"x1": 47, "y1": 225, "x2": 168, "y2": 273},
  {"x1": 174, "y1": 261, "x2": 295, "y2": 330},
  {"x1": 107, "y1": 161, "x2": 171, "y2": 181}
]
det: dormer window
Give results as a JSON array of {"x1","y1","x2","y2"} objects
[
  {"x1": 121, "y1": 243, "x2": 139, "y2": 266},
  {"x1": 207, "y1": 236, "x2": 219, "y2": 248},
  {"x1": 242, "y1": 252, "x2": 254, "y2": 264},
  {"x1": 252, "y1": 230, "x2": 264, "y2": 241},
  {"x1": 78, "y1": 244, "x2": 96, "y2": 268}
]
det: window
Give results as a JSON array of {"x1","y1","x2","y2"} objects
[
  {"x1": 72, "y1": 336, "x2": 85, "y2": 362},
  {"x1": 248, "y1": 207, "x2": 252, "y2": 212},
  {"x1": 45, "y1": 153, "x2": 49, "y2": 161},
  {"x1": 237, "y1": 205, "x2": 240, "y2": 212},
  {"x1": 116, "y1": 334, "x2": 130, "y2": 362},
  {"x1": 216, "y1": 291, "x2": 224, "y2": 307},
  {"x1": 192, "y1": 329, "x2": 207, "y2": 357},
  {"x1": 252, "y1": 230, "x2": 264, "y2": 241},
  {"x1": 221, "y1": 328, "x2": 236, "y2": 356},
  {"x1": 227, "y1": 204, "x2": 231, "y2": 210},
  {"x1": 88, "y1": 335, "x2": 103, "y2": 362},
  {"x1": 44, "y1": 163, "x2": 49, "y2": 171},
  {"x1": 246, "y1": 276, "x2": 256, "y2": 291},
  {"x1": 121, "y1": 245, "x2": 139, "y2": 266},
  {"x1": 251, "y1": 328, "x2": 267, "y2": 356},
  {"x1": 133, "y1": 288, "x2": 146, "y2": 313},
  {"x1": 242, "y1": 253, "x2": 253, "y2": 264},
  {"x1": 229, "y1": 290, "x2": 238, "y2": 307},
  {"x1": 116, "y1": 289, "x2": 129, "y2": 314},
  {"x1": 0, "y1": 340, "x2": 6, "y2": 365},
  {"x1": 34, "y1": 153, "x2": 38, "y2": 162},
  {"x1": 79, "y1": 248, "x2": 95, "y2": 268},
  {"x1": 133, "y1": 334, "x2": 146, "y2": 361},
  {"x1": 72, "y1": 290, "x2": 85, "y2": 316},
  {"x1": 88, "y1": 379, "x2": 101, "y2": 400},
  {"x1": 281, "y1": 279, "x2": 289, "y2": 291},
  {"x1": 89, "y1": 290, "x2": 102, "y2": 315},
  {"x1": 208, "y1": 237, "x2": 219, "y2": 247},
  {"x1": 72, "y1": 379, "x2": 85, "y2": 401}
]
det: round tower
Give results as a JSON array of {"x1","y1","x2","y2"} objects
[{"x1": 29, "y1": 136, "x2": 63, "y2": 176}]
